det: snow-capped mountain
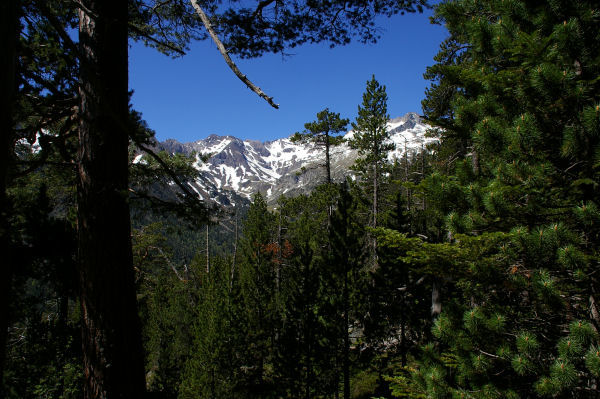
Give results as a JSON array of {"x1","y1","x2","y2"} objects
[{"x1": 156, "y1": 112, "x2": 435, "y2": 206}]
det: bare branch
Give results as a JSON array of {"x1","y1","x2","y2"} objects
[
  {"x1": 479, "y1": 349, "x2": 500, "y2": 359},
  {"x1": 129, "y1": 23, "x2": 187, "y2": 56},
  {"x1": 189, "y1": 0, "x2": 280, "y2": 109},
  {"x1": 154, "y1": 246, "x2": 186, "y2": 281}
]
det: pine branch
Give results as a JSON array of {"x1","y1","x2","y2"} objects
[
  {"x1": 150, "y1": 0, "x2": 175, "y2": 14},
  {"x1": 135, "y1": 141, "x2": 210, "y2": 220},
  {"x1": 252, "y1": 0, "x2": 278, "y2": 19},
  {"x1": 34, "y1": 0, "x2": 81, "y2": 57},
  {"x1": 189, "y1": 0, "x2": 279, "y2": 109},
  {"x1": 128, "y1": 23, "x2": 187, "y2": 56},
  {"x1": 153, "y1": 245, "x2": 186, "y2": 281}
]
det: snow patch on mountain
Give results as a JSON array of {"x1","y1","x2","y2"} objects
[{"x1": 157, "y1": 113, "x2": 435, "y2": 205}]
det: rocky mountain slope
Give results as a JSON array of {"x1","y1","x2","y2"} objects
[{"x1": 154, "y1": 112, "x2": 435, "y2": 206}]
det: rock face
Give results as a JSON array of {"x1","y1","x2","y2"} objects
[{"x1": 156, "y1": 112, "x2": 435, "y2": 206}]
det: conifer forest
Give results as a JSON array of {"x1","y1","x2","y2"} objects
[{"x1": 2, "y1": 0, "x2": 600, "y2": 398}]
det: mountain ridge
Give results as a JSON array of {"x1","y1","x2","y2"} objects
[{"x1": 153, "y1": 112, "x2": 435, "y2": 206}]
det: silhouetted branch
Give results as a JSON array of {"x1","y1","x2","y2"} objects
[{"x1": 189, "y1": 0, "x2": 279, "y2": 109}]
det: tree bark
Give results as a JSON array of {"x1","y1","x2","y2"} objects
[
  {"x1": 206, "y1": 224, "x2": 210, "y2": 274},
  {"x1": 373, "y1": 162, "x2": 378, "y2": 229},
  {"x1": 343, "y1": 268, "x2": 350, "y2": 399},
  {"x1": 590, "y1": 293, "x2": 600, "y2": 333},
  {"x1": 372, "y1": 161, "x2": 379, "y2": 269},
  {"x1": 303, "y1": 256, "x2": 312, "y2": 399},
  {"x1": 0, "y1": 0, "x2": 19, "y2": 391},
  {"x1": 431, "y1": 278, "x2": 442, "y2": 319},
  {"x1": 77, "y1": 1, "x2": 146, "y2": 397},
  {"x1": 343, "y1": 272, "x2": 350, "y2": 399},
  {"x1": 471, "y1": 148, "x2": 480, "y2": 176},
  {"x1": 404, "y1": 139, "x2": 413, "y2": 234},
  {"x1": 230, "y1": 214, "x2": 238, "y2": 290},
  {"x1": 325, "y1": 133, "x2": 332, "y2": 185}
]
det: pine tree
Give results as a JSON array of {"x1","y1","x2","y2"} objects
[
  {"x1": 276, "y1": 192, "x2": 323, "y2": 398},
  {"x1": 237, "y1": 193, "x2": 280, "y2": 397},
  {"x1": 276, "y1": 184, "x2": 341, "y2": 398},
  {"x1": 179, "y1": 256, "x2": 237, "y2": 399},
  {"x1": 1, "y1": 1, "x2": 80, "y2": 387},
  {"x1": 366, "y1": 191, "x2": 428, "y2": 367},
  {"x1": 0, "y1": 0, "x2": 19, "y2": 388},
  {"x1": 329, "y1": 182, "x2": 368, "y2": 399},
  {"x1": 292, "y1": 109, "x2": 349, "y2": 184},
  {"x1": 393, "y1": 1, "x2": 600, "y2": 397},
  {"x1": 4, "y1": 159, "x2": 82, "y2": 398},
  {"x1": 349, "y1": 76, "x2": 394, "y2": 230}
]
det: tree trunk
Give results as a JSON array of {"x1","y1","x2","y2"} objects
[
  {"x1": 471, "y1": 148, "x2": 480, "y2": 176},
  {"x1": 276, "y1": 212, "x2": 282, "y2": 292},
  {"x1": 343, "y1": 269, "x2": 350, "y2": 399},
  {"x1": 404, "y1": 139, "x2": 412, "y2": 234},
  {"x1": 325, "y1": 133, "x2": 332, "y2": 185},
  {"x1": 372, "y1": 161, "x2": 378, "y2": 269},
  {"x1": 431, "y1": 278, "x2": 442, "y2": 319},
  {"x1": 206, "y1": 224, "x2": 210, "y2": 274},
  {"x1": 230, "y1": 214, "x2": 238, "y2": 290},
  {"x1": 421, "y1": 144, "x2": 426, "y2": 210},
  {"x1": 303, "y1": 247, "x2": 312, "y2": 399},
  {"x1": 0, "y1": 0, "x2": 19, "y2": 390},
  {"x1": 373, "y1": 162, "x2": 378, "y2": 229},
  {"x1": 590, "y1": 293, "x2": 600, "y2": 333},
  {"x1": 400, "y1": 307, "x2": 407, "y2": 367},
  {"x1": 77, "y1": 1, "x2": 146, "y2": 397}
]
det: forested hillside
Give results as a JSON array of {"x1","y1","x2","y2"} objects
[{"x1": 2, "y1": 1, "x2": 599, "y2": 399}]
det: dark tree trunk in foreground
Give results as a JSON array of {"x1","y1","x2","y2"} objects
[
  {"x1": 78, "y1": 1, "x2": 146, "y2": 397},
  {"x1": 0, "y1": 0, "x2": 19, "y2": 391}
]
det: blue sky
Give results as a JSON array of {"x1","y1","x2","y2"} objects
[{"x1": 129, "y1": 8, "x2": 448, "y2": 143}]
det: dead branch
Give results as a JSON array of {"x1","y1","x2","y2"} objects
[{"x1": 189, "y1": 0, "x2": 279, "y2": 109}]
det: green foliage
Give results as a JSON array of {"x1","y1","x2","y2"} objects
[
  {"x1": 214, "y1": 0, "x2": 428, "y2": 58},
  {"x1": 584, "y1": 346, "x2": 600, "y2": 377},
  {"x1": 4, "y1": 153, "x2": 81, "y2": 398},
  {"x1": 179, "y1": 257, "x2": 237, "y2": 399},
  {"x1": 390, "y1": 1, "x2": 600, "y2": 398},
  {"x1": 349, "y1": 75, "x2": 394, "y2": 182},
  {"x1": 292, "y1": 108, "x2": 348, "y2": 146},
  {"x1": 292, "y1": 108, "x2": 349, "y2": 183},
  {"x1": 133, "y1": 222, "x2": 197, "y2": 397}
]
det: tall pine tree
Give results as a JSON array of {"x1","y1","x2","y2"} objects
[
  {"x1": 350, "y1": 76, "x2": 394, "y2": 230},
  {"x1": 392, "y1": 1, "x2": 600, "y2": 397}
]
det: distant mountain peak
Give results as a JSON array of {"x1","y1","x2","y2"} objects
[{"x1": 157, "y1": 113, "x2": 434, "y2": 206}]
